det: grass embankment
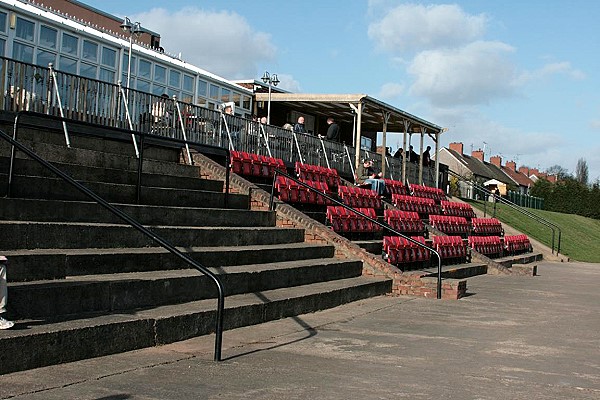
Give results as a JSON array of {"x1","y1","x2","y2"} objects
[{"x1": 465, "y1": 199, "x2": 600, "y2": 263}]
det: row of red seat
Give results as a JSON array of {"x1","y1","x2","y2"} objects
[
  {"x1": 440, "y1": 201, "x2": 476, "y2": 219},
  {"x1": 471, "y1": 218, "x2": 504, "y2": 236},
  {"x1": 295, "y1": 162, "x2": 340, "y2": 189},
  {"x1": 431, "y1": 235, "x2": 468, "y2": 262},
  {"x1": 409, "y1": 184, "x2": 446, "y2": 201},
  {"x1": 275, "y1": 177, "x2": 331, "y2": 205},
  {"x1": 392, "y1": 194, "x2": 437, "y2": 215},
  {"x1": 383, "y1": 210, "x2": 425, "y2": 235},
  {"x1": 383, "y1": 236, "x2": 430, "y2": 266},
  {"x1": 383, "y1": 179, "x2": 408, "y2": 195},
  {"x1": 339, "y1": 186, "x2": 382, "y2": 209},
  {"x1": 468, "y1": 236, "x2": 503, "y2": 256},
  {"x1": 428, "y1": 215, "x2": 471, "y2": 236},
  {"x1": 326, "y1": 206, "x2": 381, "y2": 233},
  {"x1": 230, "y1": 151, "x2": 284, "y2": 178},
  {"x1": 504, "y1": 235, "x2": 532, "y2": 254}
]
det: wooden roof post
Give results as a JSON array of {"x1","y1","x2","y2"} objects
[{"x1": 381, "y1": 111, "x2": 390, "y2": 178}]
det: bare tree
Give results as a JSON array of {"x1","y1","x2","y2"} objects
[
  {"x1": 575, "y1": 158, "x2": 589, "y2": 186},
  {"x1": 546, "y1": 164, "x2": 571, "y2": 180}
]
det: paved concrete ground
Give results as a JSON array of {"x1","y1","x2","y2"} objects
[{"x1": 1, "y1": 261, "x2": 599, "y2": 399}]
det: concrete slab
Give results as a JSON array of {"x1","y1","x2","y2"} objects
[{"x1": 1, "y1": 261, "x2": 599, "y2": 399}]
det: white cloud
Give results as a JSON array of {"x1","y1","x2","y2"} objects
[
  {"x1": 132, "y1": 7, "x2": 276, "y2": 79},
  {"x1": 517, "y1": 61, "x2": 586, "y2": 84},
  {"x1": 408, "y1": 41, "x2": 518, "y2": 106},
  {"x1": 276, "y1": 74, "x2": 301, "y2": 93},
  {"x1": 368, "y1": 4, "x2": 487, "y2": 54},
  {"x1": 590, "y1": 120, "x2": 600, "y2": 130},
  {"x1": 378, "y1": 82, "x2": 405, "y2": 100}
]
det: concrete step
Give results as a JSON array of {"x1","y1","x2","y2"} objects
[
  {"x1": 0, "y1": 276, "x2": 392, "y2": 375},
  {"x1": 0, "y1": 121, "x2": 181, "y2": 163},
  {"x1": 0, "y1": 157, "x2": 222, "y2": 192},
  {"x1": 1, "y1": 175, "x2": 248, "y2": 209},
  {"x1": 0, "y1": 222, "x2": 304, "y2": 251},
  {"x1": 416, "y1": 262, "x2": 488, "y2": 279},
  {"x1": 4, "y1": 243, "x2": 336, "y2": 282},
  {"x1": 7, "y1": 258, "x2": 365, "y2": 319},
  {"x1": 0, "y1": 142, "x2": 201, "y2": 179},
  {"x1": 353, "y1": 240, "x2": 383, "y2": 255},
  {"x1": 0, "y1": 198, "x2": 272, "y2": 226}
]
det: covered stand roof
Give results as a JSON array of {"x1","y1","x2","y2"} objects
[{"x1": 254, "y1": 93, "x2": 442, "y2": 133}]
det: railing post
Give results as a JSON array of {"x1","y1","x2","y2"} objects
[
  {"x1": 173, "y1": 95, "x2": 192, "y2": 165},
  {"x1": 48, "y1": 63, "x2": 70, "y2": 148},
  {"x1": 118, "y1": 81, "x2": 140, "y2": 158}
]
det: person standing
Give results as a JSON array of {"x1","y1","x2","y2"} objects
[
  {"x1": 0, "y1": 256, "x2": 14, "y2": 330},
  {"x1": 422, "y1": 145, "x2": 431, "y2": 167},
  {"x1": 325, "y1": 117, "x2": 340, "y2": 141},
  {"x1": 294, "y1": 116, "x2": 306, "y2": 134}
]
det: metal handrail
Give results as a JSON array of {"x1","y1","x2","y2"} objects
[
  {"x1": 0, "y1": 126, "x2": 226, "y2": 361},
  {"x1": 269, "y1": 169, "x2": 444, "y2": 299},
  {"x1": 449, "y1": 170, "x2": 562, "y2": 254},
  {"x1": 8, "y1": 111, "x2": 231, "y2": 208}
]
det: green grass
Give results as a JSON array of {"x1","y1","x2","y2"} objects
[{"x1": 465, "y1": 199, "x2": 600, "y2": 263}]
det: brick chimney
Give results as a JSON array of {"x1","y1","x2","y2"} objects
[
  {"x1": 449, "y1": 142, "x2": 464, "y2": 155},
  {"x1": 472, "y1": 149, "x2": 484, "y2": 162},
  {"x1": 530, "y1": 168, "x2": 540, "y2": 177},
  {"x1": 490, "y1": 155, "x2": 502, "y2": 168},
  {"x1": 519, "y1": 166, "x2": 529, "y2": 176},
  {"x1": 506, "y1": 161, "x2": 516, "y2": 171}
]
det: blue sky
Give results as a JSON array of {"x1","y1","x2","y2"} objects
[{"x1": 84, "y1": 0, "x2": 600, "y2": 181}]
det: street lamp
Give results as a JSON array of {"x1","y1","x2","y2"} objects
[
  {"x1": 120, "y1": 17, "x2": 142, "y2": 92},
  {"x1": 261, "y1": 71, "x2": 279, "y2": 125}
]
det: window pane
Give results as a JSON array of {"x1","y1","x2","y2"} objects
[
  {"x1": 221, "y1": 88, "x2": 230, "y2": 103},
  {"x1": 183, "y1": 75, "x2": 194, "y2": 92},
  {"x1": 137, "y1": 80, "x2": 150, "y2": 93},
  {"x1": 232, "y1": 92, "x2": 241, "y2": 107},
  {"x1": 13, "y1": 42, "x2": 34, "y2": 63},
  {"x1": 139, "y1": 59, "x2": 151, "y2": 79},
  {"x1": 166, "y1": 88, "x2": 178, "y2": 97},
  {"x1": 80, "y1": 63, "x2": 97, "y2": 79},
  {"x1": 39, "y1": 26, "x2": 57, "y2": 49},
  {"x1": 169, "y1": 70, "x2": 181, "y2": 88},
  {"x1": 196, "y1": 98, "x2": 207, "y2": 108},
  {"x1": 209, "y1": 84, "x2": 219, "y2": 100},
  {"x1": 0, "y1": 12, "x2": 6, "y2": 33},
  {"x1": 101, "y1": 47, "x2": 116, "y2": 67},
  {"x1": 99, "y1": 68, "x2": 115, "y2": 83},
  {"x1": 36, "y1": 49, "x2": 56, "y2": 67},
  {"x1": 16, "y1": 17, "x2": 34, "y2": 41},
  {"x1": 243, "y1": 95, "x2": 251, "y2": 110},
  {"x1": 181, "y1": 93, "x2": 193, "y2": 104},
  {"x1": 152, "y1": 85, "x2": 166, "y2": 96},
  {"x1": 62, "y1": 33, "x2": 78, "y2": 55},
  {"x1": 154, "y1": 65, "x2": 166, "y2": 83},
  {"x1": 82, "y1": 40, "x2": 98, "y2": 62},
  {"x1": 122, "y1": 55, "x2": 136, "y2": 75},
  {"x1": 59, "y1": 56, "x2": 77, "y2": 74},
  {"x1": 0, "y1": 39, "x2": 5, "y2": 57},
  {"x1": 197, "y1": 80, "x2": 207, "y2": 97}
]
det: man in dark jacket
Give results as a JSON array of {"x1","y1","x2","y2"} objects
[{"x1": 325, "y1": 117, "x2": 340, "y2": 141}]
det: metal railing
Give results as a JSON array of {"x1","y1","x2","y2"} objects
[
  {"x1": 448, "y1": 170, "x2": 562, "y2": 255},
  {"x1": 1, "y1": 119, "x2": 228, "y2": 361},
  {"x1": 0, "y1": 56, "x2": 436, "y2": 186},
  {"x1": 268, "y1": 169, "x2": 444, "y2": 299}
]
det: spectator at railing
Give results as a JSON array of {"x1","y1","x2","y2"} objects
[
  {"x1": 408, "y1": 145, "x2": 419, "y2": 164},
  {"x1": 294, "y1": 116, "x2": 306, "y2": 134},
  {"x1": 356, "y1": 159, "x2": 386, "y2": 196},
  {"x1": 325, "y1": 117, "x2": 340, "y2": 142},
  {"x1": 393, "y1": 147, "x2": 404, "y2": 159},
  {"x1": 422, "y1": 145, "x2": 431, "y2": 167}
]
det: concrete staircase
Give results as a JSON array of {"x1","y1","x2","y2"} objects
[{"x1": 0, "y1": 122, "x2": 391, "y2": 375}]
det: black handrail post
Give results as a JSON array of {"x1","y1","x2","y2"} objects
[
  {"x1": 269, "y1": 171, "x2": 277, "y2": 211},
  {"x1": 136, "y1": 130, "x2": 145, "y2": 205}
]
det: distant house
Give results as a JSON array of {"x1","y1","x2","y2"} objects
[
  {"x1": 436, "y1": 142, "x2": 518, "y2": 199},
  {"x1": 490, "y1": 157, "x2": 535, "y2": 195}
]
